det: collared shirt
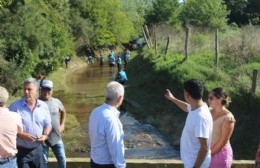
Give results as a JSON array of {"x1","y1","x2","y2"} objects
[
  {"x1": 0, "y1": 107, "x2": 23, "y2": 158},
  {"x1": 9, "y1": 98, "x2": 52, "y2": 149},
  {"x1": 89, "y1": 103, "x2": 126, "y2": 168}
]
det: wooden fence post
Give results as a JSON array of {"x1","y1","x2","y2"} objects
[
  {"x1": 215, "y1": 29, "x2": 219, "y2": 70},
  {"x1": 165, "y1": 37, "x2": 169, "y2": 55},
  {"x1": 154, "y1": 25, "x2": 157, "y2": 55},
  {"x1": 251, "y1": 69, "x2": 258, "y2": 94},
  {"x1": 145, "y1": 25, "x2": 152, "y2": 47},
  {"x1": 184, "y1": 26, "x2": 189, "y2": 60},
  {"x1": 142, "y1": 27, "x2": 150, "y2": 49}
]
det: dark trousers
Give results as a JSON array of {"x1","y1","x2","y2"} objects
[
  {"x1": 90, "y1": 159, "x2": 115, "y2": 168},
  {"x1": 17, "y1": 145, "x2": 44, "y2": 168}
]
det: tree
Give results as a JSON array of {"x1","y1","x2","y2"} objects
[
  {"x1": 146, "y1": 0, "x2": 180, "y2": 25},
  {"x1": 245, "y1": 0, "x2": 260, "y2": 24},
  {"x1": 181, "y1": 0, "x2": 229, "y2": 29},
  {"x1": 224, "y1": 0, "x2": 248, "y2": 25},
  {"x1": 0, "y1": 0, "x2": 74, "y2": 77},
  {"x1": 83, "y1": 0, "x2": 136, "y2": 47}
]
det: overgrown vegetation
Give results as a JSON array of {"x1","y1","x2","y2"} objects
[{"x1": 125, "y1": 25, "x2": 260, "y2": 159}]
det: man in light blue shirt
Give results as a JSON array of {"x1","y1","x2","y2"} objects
[
  {"x1": 89, "y1": 81, "x2": 126, "y2": 168},
  {"x1": 9, "y1": 77, "x2": 52, "y2": 168}
]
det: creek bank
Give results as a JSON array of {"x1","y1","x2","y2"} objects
[{"x1": 62, "y1": 57, "x2": 179, "y2": 159}]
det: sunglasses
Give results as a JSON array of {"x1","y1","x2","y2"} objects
[{"x1": 208, "y1": 95, "x2": 214, "y2": 101}]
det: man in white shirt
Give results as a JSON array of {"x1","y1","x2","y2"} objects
[
  {"x1": 89, "y1": 81, "x2": 126, "y2": 168},
  {"x1": 165, "y1": 79, "x2": 213, "y2": 168}
]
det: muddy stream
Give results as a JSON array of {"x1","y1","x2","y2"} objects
[{"x1": 55, "y1": 64, "x2": 179, "y2": 159}]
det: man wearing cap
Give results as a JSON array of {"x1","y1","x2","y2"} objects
[
  {"x1": 40, "y1": 80, "x2": 66, "y2": 168},
  {"x1": 9, "y1": 78, "x2": 52, "y2": 168},
  {"x1": 0, "y1": 86, "x2": 23, "y2": 168}
]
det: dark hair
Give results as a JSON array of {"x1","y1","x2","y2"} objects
[
  {"x1": 211, "y1": 87, "x2": 231, "y2": 107},
  {"x1": 184, "y1": 79, "x2": 204, "y2": 100}
]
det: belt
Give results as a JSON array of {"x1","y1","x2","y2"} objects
[
  {"x1": 17, "y1": 145, "x2": 40, "y2": 151},
  {"x1": 0, "y1": 155, "x2": 16, "y2": 165}
]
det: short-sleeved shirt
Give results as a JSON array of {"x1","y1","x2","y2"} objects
[
  {"x1": 212, "y1": 112, "x2": 235, "y2": 144},
  {"x1": 0, "y1": 108, "x2": 23, "y2": 158},
  {"x1": 42, "y1": 97, "x2": 64, "y2": 146},
  {"x1": 118, "y1": 71, "x2": 128, "y2": 83},
  {"x1": 9, "y1": 98, "x2": 52, "y2": 149},
  {"x1": 181, "y1": 104, "x2": 213, "y2": 168}
]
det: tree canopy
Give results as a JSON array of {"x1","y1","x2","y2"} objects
[
  {"x1": 181, "y1": 0, "x2": 229, "y2": 29},
  {"x1": 0, "y1": 0, "x2": 259, "y2": 93}
]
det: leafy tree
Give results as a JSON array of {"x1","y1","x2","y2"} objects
[
  {"x1": 181, "y1": 0, "x2": 229, "y2": 29},
  {"x1": 146, "y1": 0, "x2": 180, "y2": 25},
  {"x1": 224, "y1": 0, "x2": 248, "y2": 25},
  {"x1": 122, "y1": 0, "x2": 152, "y2": 37},
  {"x1": 83, "y1": 0, "x2": 136, "y2": 48},
  {"x1": 224, "y1": 0, "x2": 259, "y2": 25},
  {"x1": 0, "y1": 0, "x2": 74, "y2": 78},
  {"x1": 245, "y1": 0, "x2": 260, "y2": 24}
]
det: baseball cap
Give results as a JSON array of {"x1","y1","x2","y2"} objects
[{"x1": 41, "y1": 80, "x2": 53, "y2": 89}]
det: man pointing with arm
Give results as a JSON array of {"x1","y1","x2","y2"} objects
[{"x1": 165, "y1": 79, "x2": 213, "y2": 168}]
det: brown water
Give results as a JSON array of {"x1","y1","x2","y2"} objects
[
  {"x1": 54, "y1": 64, "x2": 179, "y2": 159},
  {"x1": 54, "y1": 64, "x2": 116, "y2": 157}
]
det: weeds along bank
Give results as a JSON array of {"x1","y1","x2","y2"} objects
[{"x1": 125, "y1": 25, "x2": 260, "y2": 160}]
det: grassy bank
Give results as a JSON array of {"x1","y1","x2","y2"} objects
[{"x1": 125, "y1": 47, "x2": 260, "y2": 159}]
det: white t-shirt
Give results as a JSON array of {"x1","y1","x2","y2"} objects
[{"x1": 180, "y1": 104, "x2": 213, "y2": 168}]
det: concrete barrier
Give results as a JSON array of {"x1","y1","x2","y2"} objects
[{"x1": 48, "y1": 158, "x2": 255, "y2": 168}]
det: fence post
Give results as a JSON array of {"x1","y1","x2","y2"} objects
[
  {"x1": 154, "y1": 25, "x2": 157, "y2": 55},
  {"x1": 184, "y1": 26, "x2": 189, "y2": 60},
  {"x1": 165, "y1": 37, "x2": 169, "y2": 55},
  {"x1": 142, "y1": 27, "x2": 150, "y2": 49},
  {"x1": 251, "y1": 69, "x2": 258, "y2": 94},
  {"x1": 215, "y1": 29, "x2": 219, "y2": 70},
  {"x1": 145, "y1": 25, "x2": 152, "y2": 47}
]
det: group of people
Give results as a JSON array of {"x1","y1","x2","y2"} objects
[
  {"x1": 105, "y1": 49, "x2": 128, "y2": 86},
  {"x1": 0, "y1": 77, "x2": 259, "y2": 168},
  {"x1": 0, "y1": 78, "x2": 66, "y2": 168},
  {"x1": 106, "y1": 49, "x2": 130, "y2": 71},
  {"x1": 89, "y1": 79, "x2": 239, "y2": 168}
]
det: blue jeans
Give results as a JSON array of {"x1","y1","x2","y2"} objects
[
  {"x1": 43, "y1": 140, "x2": 66, "y2": 168},
  {"x1": 17, "y1": 145, "x2": 44, "y2": 168},
  {"x1": 0, "y1": 158, "x2": 17, "y2": 168}
]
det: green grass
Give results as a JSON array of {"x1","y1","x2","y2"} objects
[{"x1": 125, "y1": 46, "x2": 260, "y2": 159}]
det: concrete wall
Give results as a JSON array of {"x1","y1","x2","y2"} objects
[{"x1": 48, "y1": 158, "x2": 255, "y2": 168}]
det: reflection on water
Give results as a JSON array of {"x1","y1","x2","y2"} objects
[{"x1": 54, "y1": 64, "x2": 116, "y2": 157}]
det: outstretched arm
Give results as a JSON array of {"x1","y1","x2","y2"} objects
[{"x1": 164, "y1": 89, "x2": 189, "y2": 112}]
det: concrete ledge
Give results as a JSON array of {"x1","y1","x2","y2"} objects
[{"x1": 48, "y1": 158, "x2": 255, "y2": 168}]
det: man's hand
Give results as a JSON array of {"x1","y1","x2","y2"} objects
[
  {"x1": 164, "y1": 89, "x2": 175, "y2": 101},
  {"x1": 59, "y1": 124, "x2": 65, "y2": 133},
  {"x1": 18, "y1": 133, "x2": 37, "y2": 141},
  {"x1": 36, "y1": 135, "x2": 49, "y2": 144}
]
